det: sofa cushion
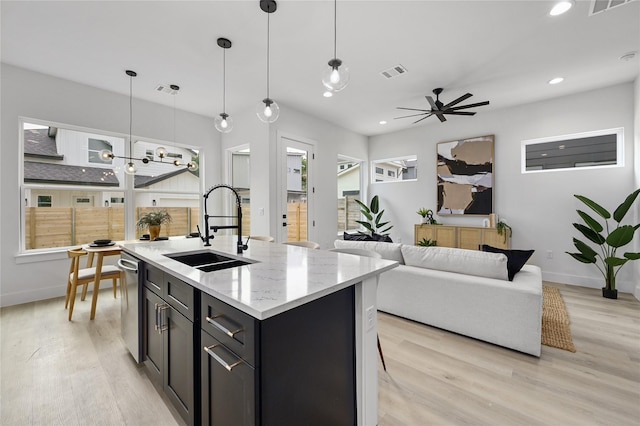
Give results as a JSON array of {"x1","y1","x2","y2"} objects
[
  {"x1": 334, "y1": 240, "x2": 404, "y2": 264},
  {"x1": 400, "y1": 245, "x2": 509, "y2": 280},
  {"x1": 481, "y1": 245, "x2": 535, "y2": 281}
]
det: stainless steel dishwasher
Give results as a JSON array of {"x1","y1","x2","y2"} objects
[{"x1": 118, "y1": 252, "x2": 142, "y2": 363}]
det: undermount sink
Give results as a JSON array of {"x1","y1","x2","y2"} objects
[{"x1": 164, "y1": 250, "x2": 254, "y2": 272}]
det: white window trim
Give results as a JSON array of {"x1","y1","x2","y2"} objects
[
  {"x1": 521, "y1": 127, "x2": 624, "y2": 174},
  {"x1": 370, "y1": 155, "x2": 418, "y2": 184}
]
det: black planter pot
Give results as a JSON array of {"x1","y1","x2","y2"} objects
[{"x1": 602, "y1": 287, "x2": 618, "y2": 299}]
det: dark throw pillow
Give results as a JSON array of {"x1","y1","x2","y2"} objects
[
  {"x1": 371, "y1": 233, "x2": 393, "y2": 243},
  {"x1": 343, "y1": 232, "x2": 374, "y2": 241},
  {"x1": 481, "y1": 245, "x2": 534, "y2": 281}
]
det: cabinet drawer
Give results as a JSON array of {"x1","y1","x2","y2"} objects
[
  {"x1": 201, "y1": 293, "x2": 257, "y2": 367},
  {"x1": 164, "y1": 275, "x2": 196, "y2": 321},
  {"x1": 144, "y1": 264, "x2": 163, "y2": 295}
]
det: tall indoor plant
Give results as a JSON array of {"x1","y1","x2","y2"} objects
[
  {"x1": 566, "y1": 189, "x2": 640, "y2": 299},
  {"x1": 354, "y1": 195, "x2": 393, "y2": 240}
]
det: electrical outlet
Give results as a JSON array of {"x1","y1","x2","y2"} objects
[
  {"x1": 259, "y1": 207, "x2": 264, "y2": 216},
  {"x1": 366, "y1": 306, "x2": 375, "y2": 331},
  {"x1": 547, "y1": 250, "x2": 553, "y2": 259}
]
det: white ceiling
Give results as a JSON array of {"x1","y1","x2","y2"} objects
[{"x1": 2, "y1": 0, "x2": 638, "y2": 136}]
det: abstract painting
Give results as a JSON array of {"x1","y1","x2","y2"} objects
[{"x1": 437, "y1": 135, "x2": 494, "y2": 215}]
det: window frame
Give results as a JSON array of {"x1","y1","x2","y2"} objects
[
  {"x1": 521, "y1": 127, "x2": 624, "y2": 174},
  {"x1": 370, "y1": 155, "x2": 418, "y2": 184},
  {"x1": 18, "y1": 116, "x2": 203, "y2": 256}
]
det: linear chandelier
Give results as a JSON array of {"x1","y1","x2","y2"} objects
[{"x1": 99, "y1": 70, "x2": 198, "y2": 173}]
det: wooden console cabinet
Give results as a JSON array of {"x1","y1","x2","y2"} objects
[{"x1": 414, "y1": 224, "x2": 510, "y2": 250}]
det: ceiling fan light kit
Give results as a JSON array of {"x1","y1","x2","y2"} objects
[
  {"x1": 322, "y1": 0, "x2": 349, "y2": 92},
  {"x1": 395, "y1": 87, "x2": 490, "y2": 124},
  {"x1": 257, "y1": 0, "x2": 280, "y2": 123}
]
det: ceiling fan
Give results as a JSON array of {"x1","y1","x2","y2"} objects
[{"x1": 395, "y1": 88, "x2": 489, "y2": 124}]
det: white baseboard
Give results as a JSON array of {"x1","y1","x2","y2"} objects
[
  {"x1": 0, "y1": 284, "x2": 66, "y2": 308},
  {"x1": 542, "y1": 271, "x2": 636, "y2": 294}
]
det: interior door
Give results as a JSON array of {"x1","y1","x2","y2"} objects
[{"x1": 278, "y1": 136, "x2": 314, "y2": 243}]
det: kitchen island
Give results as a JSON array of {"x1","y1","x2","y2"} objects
[{"x1": 120, "y1": 236, "x2": 397, "y2": 426}]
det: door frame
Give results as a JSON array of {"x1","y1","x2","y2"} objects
[{"x1": 276, "y1": 131, "x2": 316, "y2": 244}]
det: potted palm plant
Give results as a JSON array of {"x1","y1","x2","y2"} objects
[
  {"x1": 137, "y1": 209, "x2": 172, "y2": 241},
  {"x1": 354, "y1": 195, "x2": 393, "y2": 241},
  {"x1": 566, "y1": 189, "x2": 640, "y2": 299}
]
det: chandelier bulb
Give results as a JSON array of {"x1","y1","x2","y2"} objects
[{"x1": 124, "y1": 162, "x2": 137, "y2": 175}]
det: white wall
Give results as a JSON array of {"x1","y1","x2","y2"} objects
[
  {"x1": 634, "y1": 76, "x2": 640, "y2": 300},
  {"x1": 369, "y1": 82, "x2": 637, "y2": 293},
  {"x1": 0, "y1": 64, "x2": 220, "y2": 306}
]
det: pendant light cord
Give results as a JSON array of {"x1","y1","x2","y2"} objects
[
  {"x1": 266, "y1": 10, "x2": 270, "y2": 99},
  {"x1": 222, "y1": 47, "x2": 226, "y2": 113},
  {"x1": 333, "y1": 0, "x2": 337, "y2": 59},
  {"x1": 129, "y1": 74, "x2": 133, "y2": 162}
]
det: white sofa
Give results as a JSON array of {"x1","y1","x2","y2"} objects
[{"x1": 334, "y1": 240, "x2": 543, "y2": 356}]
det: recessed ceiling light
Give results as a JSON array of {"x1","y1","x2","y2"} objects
[
  {"x1": 323, "y1": 91, "x2": 333, "y2": 98},
  {"x1": 379, "y1": 120, "x2": 387, "y2": 125},
  {"x1": 548, "y1": 77, "x2": 564, "y2": 85},
  {"x1": 550, "y1": 1, "x2": 573, "y2": 16}
]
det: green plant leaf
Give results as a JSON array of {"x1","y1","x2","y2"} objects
[
  {"x1": 573, "y1": 223, "x2": 606, "y2": 245},
  {"x1": 360, "y1": 210, "x2": 373, "y2": 221},
  {"x1": 624, "y1": 252, "x2": 640, "y2": 260},
  {"x1": 370, "y1": 195, "x2": 380, "y2": 214},
  {"x1": 613, "y1": 188, "x2": 640, "y2": 223},
  {"x1": 380, "y1": 225, "x2": 393, "y2": 233},
  {"x1": 566, "y1": 252, "x2": 597, "y2": 264},
  {"x1": 354, "y1": 199, "x2": 370, "y2": 214},
  {"x1": 576, "y1": 210, "x2": 603, "y2": 233},
  {"x1": 575, "y1": 194, "x2": 610, "y2": 219},
  {"x1": 604, "y1": 257, "x2": 628, "y2": 267},
  {"x1": 355, "y1": 220, "x2": 374, "y2": 233},
  {"x1": 376, "y1": 221, "x2": 390, "y2": 229},
  {"x1": 375, "y1": 210, "x2": 385, "y2": 225},
  {"x1": 572, "y1": 238, "x2": 597, "y2": 260},
  {"x1": 606, "y1": 225, "x2": 635, "y2": 248}
]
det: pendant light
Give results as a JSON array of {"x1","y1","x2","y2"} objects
[
  {"x1": 123, "y1": 70, "x2": 138, "y2": 175},
  {"x1": 322, "y1": 0, "x2": 349, "y2": 92},
  {"x1": 214, "y1": 38, "x2": 234, "y2": 133},
  {"x1": 256, "y1": 0, "x2": 279, "y2": 123}
]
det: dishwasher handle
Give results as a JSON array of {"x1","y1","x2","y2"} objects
[{"x1": 117, "y1": 258, "x2": 138, "y2": 273}]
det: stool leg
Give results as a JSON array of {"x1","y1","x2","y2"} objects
[
  {"x1": 377, "y1": 334, "x2": 387, "y2": 371},
  {"x1": 68, "y1": 282, "x2": 78, "y2": 321}
]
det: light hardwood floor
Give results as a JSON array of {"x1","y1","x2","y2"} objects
[{"x1": 1, "y1": 282, "x2": 638, "y2": 425}]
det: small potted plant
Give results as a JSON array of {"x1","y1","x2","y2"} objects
[
  {"x1": 496, "y1": 220, "x2": 512, "y2": 243},
  {"x1": 137, "y1": 209, "x2": 172, "y2": 240},
  {"x1": 417, "y1": 208, "x2": 438, "y2": 225},
  {"x1": 417, "y1": 237, "x2": 437, "y2": 247},
  {"x1": 354, "y1": 195, "x2": 393, "y2": 241}
]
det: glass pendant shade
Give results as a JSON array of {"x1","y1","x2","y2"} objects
[
  {"x1": 322, "y1": 58, "x2": 349, "y2": 92},
  {"x1": 256, "y1": 98, "x2": 280, "y2": 123},
  {"x1": 99, "y1": 149, "x2": 114, "y2": 162},
  {"x1": 155, "y1": 147, "x2": 167, "y2": 159},
  {"x1": 214, "y1": 113, "x2": 234, "y2": 133},
  {"x1": 187, "y1": 161, "x2": 199, "y2": 172},
  {"x1": 124, "y1": 161, "x2": 137, "y2": 175}
]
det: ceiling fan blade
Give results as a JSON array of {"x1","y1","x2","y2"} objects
[
  {"x1": 442, "y1": 93, "x2": 472, "y2": 110},
  {"x1": 396, "y1": 107, "x2": 431, "y2": 112},
  {"x1": 435, "y1": 112, "x2": 447, "y2": 122},
  {"x1": 447, "y1": 101, "x2": 490, "y2": 111},
  {"x1": 412, "y1": 114, "x2": 433, "y2": 125},
  {"x1": 426, "y1": 96, "x2": 439, "y2": 111},
  {"x1": 394, "y1": 112, "x2": 429, "y2": 120},
  {"x1": 443, "y1": 111, "x2": 476, "y2": 116}
]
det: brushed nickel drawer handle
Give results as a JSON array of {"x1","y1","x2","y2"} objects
[
  {"x1": 205, "y1": 315, "x2": 244, "y2": 338},
  {"x1": 158, "y1": 304, "x2": 169, "y2": 333},
  {"x1": 203, "y1": 344, "x2": 243, "y2": 372}
]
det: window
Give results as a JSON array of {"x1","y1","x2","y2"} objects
[
  {"x1": 231, "y1": 148, "x2": 251, "y2": 235},
  {"x1": 522, "y1": 128, "x2": 623, "y2": 173},
  {"x1": 371, "y1": 156, "x2": 417, "y2": 183},
  {"x1": 37, "y1": 195, "x2": 51, "y2": 207},
  {"x1": 88, "y1": 138, "x2": 112, "y2": 164},
  {"x1": 337, "y1": 156, "x2": 361, "y2": 233},
  {"x1": 21, "y1": 120, "x2": 202, "y2": 252}
]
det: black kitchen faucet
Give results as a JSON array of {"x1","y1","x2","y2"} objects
[{"x1": 201, "y1": 184, "x2": 248, "y2": 254}]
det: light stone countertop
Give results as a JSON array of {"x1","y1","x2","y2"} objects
[{"x1": 120, "y1": 236, "x2": 398, "y2": 320}]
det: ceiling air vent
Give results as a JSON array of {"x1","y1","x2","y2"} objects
[
  {"x1": 589, "y1": 0, "x2": 636, "y2": 15},
  {"x1": 155, "y1": 84, "x2": 179, "y2": 95},
  {"x1": 380, "y1": 64, "x2": 408, "y2": 79}
]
